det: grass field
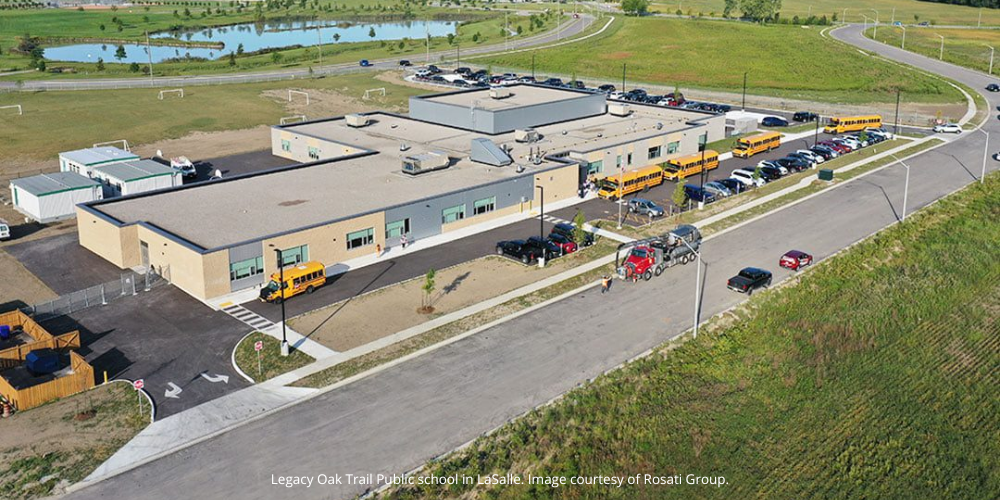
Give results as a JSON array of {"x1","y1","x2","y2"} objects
[
  {"x1": 868, "y1": 26, "x2": 1000, "y2": 77},
  {"x1": 0, "y1": 2, "x2": 560, "y2": 77},
  {"x1": 385, "y1": 173, "x2": 1000, "y2": 500},
  {"x1": 0, "y1": 71, "x2": 424, "y2": 162},
  {"x1": 234, "y1": 332, "x2": 314, "y2": 382},
  {"x1": 477, "y1": 17, "x2": 963, "y2": 104},
  {"x1": 650, "y1": 0, "x2": 1000, "y2": 26}
]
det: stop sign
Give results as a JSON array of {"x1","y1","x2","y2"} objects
[
  {"x1": 133, "y1": 379, "x2": 144, "y2": 390},
  {"x1": 254, "y1": 340, "x2": 264, "y2": 352}
]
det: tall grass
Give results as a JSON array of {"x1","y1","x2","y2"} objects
[{"x1": 385, "y1": 173, "x2": 1000, "y2": 500}]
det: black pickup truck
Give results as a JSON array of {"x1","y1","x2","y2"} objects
[{"x1": 727, "y1": 267, "x2": 772, "y2": 295}]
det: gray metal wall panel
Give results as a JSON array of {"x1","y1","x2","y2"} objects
[
  {"x1": 383, "y1": 175, "x2": 533, "y2": 243},
  {"x1": 491, "y1": 93, "x2": 605, "y2": 134},
  {"x1": 228, "y1": 241, "x2": 265, "y2": 292}
]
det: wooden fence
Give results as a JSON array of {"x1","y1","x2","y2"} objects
[
  {"x1": 0, "y1": 331, "x2": 81, "y2": 370},
  {"x1": 0, "y1": 309, "x2": 53, "y2": 343},
  {"x1": 0, "y1": 352, "x2": 95, "y2": 411}
]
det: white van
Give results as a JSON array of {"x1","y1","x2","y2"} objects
[{"x1": 0, "y1": 218, "x2": 10, "y2": 240}]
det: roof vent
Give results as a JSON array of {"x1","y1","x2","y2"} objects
[
  {"x1": 489, "y1": 87, "x2": 512, "y2": 99},
  {"x1": 402, "y1": 151, "x2": 451, "y2": 175},
  {"x1": 514, "y1": 128, "x2": 540, "y2": 143},
  {"x1": 399, "y1": 143, "x2": 410, "y2": 152},
  {"x1": 470, "y1": 138, "x2": 513, "y2": 167},
  {"x1": 346, "y1": 114, "x2": 370, "y2": 128}
]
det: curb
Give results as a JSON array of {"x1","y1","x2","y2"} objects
[{"x1": 230, "y1": 331, "x2": 258, "y2": 384}]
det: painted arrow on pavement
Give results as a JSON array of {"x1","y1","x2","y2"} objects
[
  {"x1": 164, "y1": 382, "x2": 182, "y2": 399},
  {"x1": 200, "y1": 373, "x2": 230, "y2": 384}
]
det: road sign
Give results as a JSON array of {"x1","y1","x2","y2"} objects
[
  {"x1": 254, "y1": 340, "x2": 264, "y2": 352},
  {"x1": 133, "y1": 379, "x2": 144, "y2": 390}
]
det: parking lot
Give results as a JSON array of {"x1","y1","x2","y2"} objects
[{"x1": 6, "y1": 233, "x2": 125, "y2": 295}]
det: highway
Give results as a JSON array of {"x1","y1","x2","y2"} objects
[
  {"x1": 0, "y1": 14, "x2": 596, "y2": 91},
  {"x1": 63, "y1": 24, "x2": 998, "y2": 500}
]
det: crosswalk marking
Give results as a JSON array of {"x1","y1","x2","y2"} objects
[
  {"x1": 539, "y1": 214, "x2": 571, "y2": 225},
  {"x1": 222, "y1": 304, "x2": 275, "y2": 331}
]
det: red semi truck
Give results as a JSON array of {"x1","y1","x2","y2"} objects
[{"x1": 616, "y1": 225, "x2": 702, "y2": 282}]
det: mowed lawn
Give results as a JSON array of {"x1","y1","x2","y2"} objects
[
  {"x1": 871, "y1": 26, "x2": 1000, "y2": 76},
  {"x1": 650, "y1": 0, "x2": 1000, "y2": 26},
  {"x1": 0, "y1": 72, "x2": 423, "y2": 161},
  {"x1": 387, "y1": 173, "x2": 1000, "y2": 500},
  {"x1": 477, "y1": 17, "x2": 962, "y2": 104}
]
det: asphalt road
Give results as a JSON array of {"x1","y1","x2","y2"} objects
[
  {"x1": 64, "y1": 24, "x2": 999, "y2": 500},
  {"x1": 0, "y1": 15, "x2": 595, "y2": 91}
]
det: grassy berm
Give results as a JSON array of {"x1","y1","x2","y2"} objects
[{"x1": 383, "y1": 174, "x2": 1000, "y2": 499}]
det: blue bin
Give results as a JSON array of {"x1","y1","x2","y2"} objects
[
  {"x1": 0, "y1": 325, "x2": 10, "y2": 341},
  {"x1": 26, "y1": 348, "x2": 61, "y2": 375}
]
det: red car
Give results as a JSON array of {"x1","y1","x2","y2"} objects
[
  {"x1": 780, "y1": 250, "x2": 813, "y2": 271},
  {"x1": 820, "y1": 141, "x2": 850, "y2": 154},
  {"x1": 546, "y1": 233, "x2": 578, "y2": 255}
]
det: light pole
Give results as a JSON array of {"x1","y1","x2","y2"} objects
[
  {"x1": 893, "y1": 88, "x2": 901, "y2": 139},
  {"x1": 535, "y1": 184, "x2": 545, "y2": 242},
  {"x1": 531, "y1": 51, "x2": 535, "y2": 79},
  {"x1": 891, "y1": 7, "x2": 895, "y2": 24},
  {"x1": 741, "y1": 71, "x2": 748, "y2": 111},
  {"x1": 616, "y1": 161, "x2": 624, "y2": 229},
  {"x1": 900, "y1": 25, "x2": 906, "y2": 50},
  {"x1": 978, "y1": 128, "x2": 989, "y2": 185},
  {"x1": 677, "y1": 238, "x2": 702, "y2": 339},
  {"x1": 936, "y1": 34, "x2": 945, "y2": 60},
  {"x1": 986, "y1": 44, "x2": 995, "y2": 75},
  {"x1": 862, "y1": 15, "x2": 870, "y2": 34},
  {"x1": 842, "y1": 8, "x2": 848, "y2": 24},
  {"x1": 316, "y1": 27, "x2": 322, "y2": 67},
  {"x1": 145, "y1": 30, "x2": 153, "y2": 83},
  {"x1": 622, "y1": 62, "x2": 627, "y2": 93},
  {"x1": 869, "y1": 9, "x2": 879, "y2": 38},
  {"x1": 889, "y1": 154, "x2": 911, "y2": 222},
  {"x1": 813, "y1": 115, "x2": 820, "y2": 147},
  {"x1": 270, "y1": 246, "x2": 290, "y2": 357}
]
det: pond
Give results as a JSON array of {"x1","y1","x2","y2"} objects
[{"x1": 43, "y1": 18, "x2": 457, "y2": 64}]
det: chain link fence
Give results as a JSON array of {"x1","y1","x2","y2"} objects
[{"x1": 25, "y1": 266, "x2": 170, "y2": 322}]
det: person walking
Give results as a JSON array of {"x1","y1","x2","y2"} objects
[
  {"x1": 601, "y1": 275, "x2": 611, "y2": 293},
  {"x1": 400, "y1": 233, "x2": 408, "y2": 249},
  {"x1": 375, "y1": 243, "x2": 382, "y2": 258}
]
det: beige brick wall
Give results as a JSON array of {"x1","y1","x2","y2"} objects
[
  {"x1": 262, "y1": 211, "x2": 387, "y2": 277},
  {"x1": 533, "y1": 164, "x2": 580, "y2": 205},
  {"x1": 76, "y1": 208, "x2": 130, "y2": 268}
]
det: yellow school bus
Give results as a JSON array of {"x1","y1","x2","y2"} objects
[
  {"x1": 662, "y1": 150, "x2": 720, "y2": 180},
  {"x1": 732, "y1": 131, "x2": 781, "y2": 158},
  {"x1": 259, "y1": 261, "x2": 326, "y2": 303},
  {"x1": 597, "y1": 165, "x2": 664, "y2": 200},
  {"x1": 824, "y1": 115, "x2": 882, "y2": 134}
]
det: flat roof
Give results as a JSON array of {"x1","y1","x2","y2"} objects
[
  {"x1": 418, "y1": 85, "x2": 587, "y2": 111},
  {"x1": 59, "y1": 147, "x2": 138, "y2": 167},
  {"x1": 93, "y1": 159, "x2": 176, "y2": 182},
  {"x1": 92, "y1": 152, "x2": 563, "y2": 251},
  {"x1": 10, "y1": 172, "x2": 100, "y2": 196}
]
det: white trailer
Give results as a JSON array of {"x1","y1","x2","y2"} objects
[{"x1": 9, "y1": 172, "x2": 102, "y2": 223}]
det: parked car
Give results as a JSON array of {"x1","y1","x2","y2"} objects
[
  {"x1": 933, "y1": 123, "x2": 962, "y2": 134},
  {"x1": 794, "y1": 149, "x2": 824, "y2": 164},
  {"x1": 571, "y1": 80, "x2": 586, "y2": 89},
  {"x1": 987, "y1": 83, "x2": 1000, "y2": 92},
  {"x1": 820, "y1": 141, "x2": 850, "y2": 154},
  {"x1": 518, "y1": 76, "x2": 537, "y2": 83},
  {"x1": 546, "y1": 233, "x2": 579, "y2": 255},
  {"x1": 793, "y1": 111, "x2": 819, "y2": 122},
  {"x1": 834, "y1": 137, "x2": 862, "y2": 150},
  {"x1": 427, "y1": 64, "x2": 441, "y2": 74},
  {"x1": 399, "y1": 60, "x2": 412, "y2": 67},
  {"x1": 455, "y1": 66, "x2": 472, "y2": 76},
  {"x1": 843, "y1": 134, "x2": 868, "y2": 147},
  {"x1": 496, "y1": 239, "x2": 545, "y2": 264},
  {"x1": 359, "y1": 59, "x2": 372, "y2": 67},
  {"x1": 759, "y1": 160, "x2": 788, "y2": 175},
  {"x1": 776, "y1": 157, "x2": 810, "y2": 172},
  {"x1": 551, "y1": 222, "x2": 594, "y2": 247},
  {"x1": 762, "y1": 116, "x2": 789, "y2": 127},
  {"x1": 683, "y1": 184, "x2": 716, "y2": 203},
  {"x1": 809, "y1": 146, "x2": 837, "y2": 160},
  {"x1": 731, "y1": 168, "x2": 766, "y2": 187},
  {"x1": 541, "y1": 78, "x2": 564, "y2": 87},
  {"x1": 716, "y1": 178, "x2": 747, "y2": 195},
  {"x1": 757, "y1": 165, "x2": 783, "y2": 181},
  {"x1": 628, "y1": 198, "x2": 665, "y2": 217},
  {"x1": 703, "y1": 181, "x2": 732, "y2": 198},
  {"x1": 779, "y1": 250, "x2": 813, "y2": 271},
  {"x1": 526, "y1": 236, "x2": 562, "y2": 259},
  {"x1": 727, "y1": 267, "x2": 773, "y2": 294},
  {"x1": 597, "y1": 84, "x2": 616, "y2": 93}
]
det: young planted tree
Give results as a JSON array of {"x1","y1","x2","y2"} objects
[
  {"x1": 96, "y1": 57, "x2": 105, "y2": 71},
  {"x1": 419, "y1": 268, "x2": 436, "y2": 313},
  {"x1": 572, "y1": 209, "x2": 588, "y2": 245},
  {"x1": 671, "y1": 179, "x2": 688, "y2": 212}
]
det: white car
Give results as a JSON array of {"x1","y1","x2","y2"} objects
[
  {"x1": 933, "y1": 123, "x2": 962, "y2": 134},
  {"x1": 836, "y1": 137, "x2": 862, "y2": 149},
  {"x1": 796, "y1": 150, "x2": 824, "y2": 163},
  {"x1": 731, "y1": 169, "x2": 766, "y2": 187},
  {"x1": 758, "y1": 160, "x2": 788, "y2": 175}
]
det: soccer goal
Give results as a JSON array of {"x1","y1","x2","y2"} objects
[
  {"x1": 363, "y1": 88, "x2": 386, "y2": 100},
  {"x1": 0, "y1": 104, "x2": 23, "y2": 116},
  {"x1": 280, "y1": 115, "x2": 307, "y2": 125},
  {"x1": 93, "y1": 139, "x2": 131, "y2": 152},
  {"x1": 158, "y1": 89, "x2": 184, "y2": 100},
  {"x1": 288, "y1": 90, "x2": 310, "y2": 105}
]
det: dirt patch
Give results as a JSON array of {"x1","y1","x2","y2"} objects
[
  {"x1": 262, "y1": 82, "x2": 402, "y2": 119},
  {"x1": 289, "y1": 248, "x2": 607, "y2": 352},
  {"x1": 0, "y1": 382, "x2": 149, "y2": 499},
  {"x1": 0, "y1": 248, "x2": 57, "y2": 308},
  {"x1": 130, "y1": 126, "x2": 272, "y2": 161}
]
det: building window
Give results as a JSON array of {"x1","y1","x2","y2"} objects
[
  {"x1": 442, "y1": 204, "x2": 466, "y2": 224},
  {"x1": 308, "y1": 146, "x2": 320, "y2": 160},
  {"x1": 627, "y1": 153, "x2": 633, "y2": 165},
  {"x1": 587, "y1": 160, "x2": 604, "y2": 175},
  {"x1": 615, "y1": 155, "x2": 622, "y2": 167},
  {"x1": 473, "y1": 196, "x2": 496, "y2": 216},
  {"x1": 667, "y1": 141, "x2": 680, "y2": 154},
  {"x1": 346, "y1": 228, "x2": 374, "y2": 250},
  {"x1": 385, "y1": 219, "x2": 410, "y2": 239},
  {"x1": 698, "y1": 133, "x2": 708, "y2": 147},
  {"x1": 279, "y1": 244, "x2": 309, "y2": 265},
  {"x1": 648, "y1": 146, "x2": 661, "y2": 159},
  {"x1": 281, "y1": 139, "x2": 291, "y2": 152},
  {"x1": 230, "y1": 256, "x2": 264, "y2": 282}
]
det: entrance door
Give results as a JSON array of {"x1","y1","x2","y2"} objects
[{"x1": 140, "y1": 241, "x2": 149, "y2": 268}]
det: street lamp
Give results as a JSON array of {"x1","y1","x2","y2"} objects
[
  {"x1": 741, "y1": 71, "x2": 748, "y2": 111},
  {"x1": 899, "y1": 25, "x2": 906, "y2": 50},
  {"x1": 616, "y1": 160, "x2": 624, "y2": 229},
  {"x1": 269, "y1": 245, "x2": 290, "y2": 357},
  {"x1": 535, "y1": 184, "x2": 545, "y2": 242},
  {"x1": 986, "y1": 44, "x2": 995, "y2": 75},
  {"x1": 813, "y1": 114, "x2": 821, "y2": 147},
  {"x1": 936, "y1": 34, "x2": 945, "y2": 60},
  {"x1": 676, "y1": 238, "x2": 702, "y2": 339},
  {"x1": 889, "y1": 154, "x2": 911, "y2": 222},
  {"x1": 842, "y1": 8, "x2": 848, "y2": 24},
  {"x1": 977, "y1": 128, "x2": 989, "y2": 185},
  {"x1": 531, "y1": 51, "x2": 536, "y2": 79},
  {"x1": 869, "y1": 9, "x2": 879, "y2": 38}
]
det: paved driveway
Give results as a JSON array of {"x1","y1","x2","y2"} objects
[{"x1": 6, "y1": 233, "x2": 124, "y2": 295}]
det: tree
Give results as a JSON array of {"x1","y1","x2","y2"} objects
[
  {"x1": 368, "y1": 26, "x2": 376, "y2": 39},
  {"x1": 472, "y1": 31, "x2": 480, "y2": 42},
  {"x1": 36, "y1": 59, "x2": 46, "y2": 71},
  {"x1": 236, "y1": 42, "x2": 244, "y2": 55},
  {"x1": 183, "y1": 7, "x2": 191, "y2": 17},
  {"x1": 447, "y1": 32, "x2": 455, "y2": 45},
  {"x1": 398, "y1": 40, "x2": 404, "y2": 50},
  {"x1": 271, "y1": 51, "x2": 282, "y2": 64},
  {"x1": 114, "y1": 44, "x2": 127, "y2": 61},
  {"x1": 332, "y1": 33, "x2": 340, "y2": 43},
  {"x1": 100, "y1": 23, "x2": 106, "y2": 31},
  {"x1": 96, "y1": 57, "x2": 105, "y2": 71},
  {"x1": 671, "y1": 180, "x2": 688, "y2": 212},
  {"x1": 129, "y1": 61, "x2": 141, "y2": 72},
  {"x1": 572, "y1": 209, "x2": 588, "y2": 245},
  {"x1": 739, "y1": 0, "x2": 781, "y2": 23},
  {"x1": 228, "y1": 51, "x2": 237, "y2": 66},
  {"x1": 420, "y1": 268, "x2": 436, "y2": 313}
]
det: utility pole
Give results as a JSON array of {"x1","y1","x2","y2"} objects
[
  {"x1": 986, "y1": 45, "x2": 995, "y2": 75},
  {"x1": 145, "y1": 30, "x2": 153, "y2": 83},
  {"x1": 891, "y1": 7, "x2": 895, "y2": 24},
  {"x1": 889, "y1": 154, "x2": 911, "y2": 222},
  {"x1": 505, "y1": 11, "x2": 509, "y2": 51},
  {"x1": 456, "y1": 43, "x2": 460, "y2": 68},
  {"x1": 616, "y1": 160, "x2": 624, "y2": 229},
  {"x1": 870, "y1": 9, "x2": 879, "y2": 38},
  {"x1": 742, "y1": 71, "x2": 748, "y2": 111},
  {"x1": 978, "y1": 129, "x2": 989, "y2": 185},
  {"x1": 814, "y1": 116, "x2": 820, "y2": 147},
  {"x1": 622, "y1": 62, "x2": 627, "y2": 93},
  {"x1": 900, "y1": 25, "x2": 906, "y2": 50},
  {"x1": 842, "y1": 8, "x2": 848, "y2": 24},
  {"x1": 677, "y1": 238, "x2": 702, "y2": 339},
  {"x1": 425, "y1": 25, "x2": 429, "y2": 63},
  {"x1": 316, "y1": 27, "x2": 322, "y2": 67},
  {"x1": 979, "y1": 8, "x2": 983, "y2": 28},
  {"x1": 937, "y1": 34, "x2": 945, "y2": 60},
  {"x1": 531, "y1": 51, "x2": 536, "y2": 79}
]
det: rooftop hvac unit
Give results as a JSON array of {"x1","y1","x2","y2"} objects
[
  {"x1": 489, "y1": 87, "x2": 512, "y2": 99},
  {"x1": 514, "y1": 128, "x2": 540, "y2": 143},
  {"x1": 402, "y1": 151, "x2": 451, "y2": 175},
  {"x1": 608, "y1": 103, "x2": 631, "y2": 117},
  {"x1": 346, "y1": 114, "x2": 370, "y2": 128}
]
